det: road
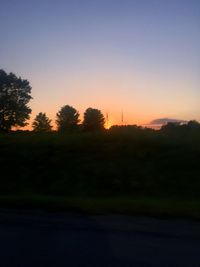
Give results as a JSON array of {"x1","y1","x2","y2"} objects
[{"x1": 0, "y1": 209, "x2": 200, "y2": 267}]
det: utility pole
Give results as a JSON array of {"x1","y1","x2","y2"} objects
[
  {"x1": 106, "y1": 112, "x2": 109, "y2": 129},
  {"x1": 121, "y1": 110, "x2": 124, "y2": 125}
]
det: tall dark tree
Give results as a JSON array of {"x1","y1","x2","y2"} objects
[
  {"x1": 82, "y1": 107, "x2": 105, "y2": 131},
  {"x1": 0, "y1": 69, "x2": 32, "y2": 132},
  {"x1": 32, "y1": 112, "x2": 52, "y2": 132},
  {"x1": 56, "y1": 105, "x2": 80, "y2": 132}
]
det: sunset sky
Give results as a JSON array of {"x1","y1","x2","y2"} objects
[{"x1": 0, "y1": 0, "x2": 199, "y2": 128}]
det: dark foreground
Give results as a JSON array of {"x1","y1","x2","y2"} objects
[
  {"x1": 0, "y1": 210, "x2": 200, "y2": 267},
  {"x1": 1, "y1": 131, "x2": 200, "y2": 198}
]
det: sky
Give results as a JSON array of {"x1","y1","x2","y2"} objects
[{"x1": 0, "y1": 0, "x2": 199, "y2": 128}]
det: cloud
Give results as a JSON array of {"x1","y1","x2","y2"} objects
[{"x1": 150, "y1": 118, "x2": 188, "y2": 125}]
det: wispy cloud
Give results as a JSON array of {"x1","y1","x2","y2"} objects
[{"x1": 150, "y1": 118, "x2": 188, "y2": 125}]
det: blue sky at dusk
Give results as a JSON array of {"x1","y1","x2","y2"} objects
[{"x1": 0, "y1": 0, "x2": 199, "y2": 126}]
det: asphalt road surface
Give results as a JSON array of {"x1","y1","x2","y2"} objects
[{"x1": 0, "y1": 210, "x2": 200, "y2": 267}]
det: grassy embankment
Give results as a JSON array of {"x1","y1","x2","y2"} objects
[{"x1": 0, "y1": 129, "x2": 199, "y2": 218}]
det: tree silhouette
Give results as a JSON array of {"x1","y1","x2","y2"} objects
[
  {"x1": 187, "y1": 120, "x2": 200, "y2": 129},
  {"x1": 32, "y1": 112, "x2": 52, "y2": 132},
  {"x1": 161, "y1": 122, "x2": 180, "y2": 131},
  {"x1": 0, "y1": 69, "x2": 32, "y2": 132},
  {"x1": 56, "y1": 105, "x2": 80, "y2": 132},
  {"x1": 83, "y1": 107, "x2": 105, "y2": 131}
]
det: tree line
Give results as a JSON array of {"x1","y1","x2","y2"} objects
[
  {"x1": 0, "y1": 70, "x2": 105, "y2": 132},
  {"x1": 33, "y1": 106, "x2": 105, "y2": 132},
  {"x1": 1, "y1": 69, "x2": 200, "y2": 133}
]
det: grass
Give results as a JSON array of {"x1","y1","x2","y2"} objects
[
  {"x1": 0, "y1": 129, "x2": 200, "y2": 218},
  {"x1": 0, "y1": 195, "x2": 199, "y2": 219}
]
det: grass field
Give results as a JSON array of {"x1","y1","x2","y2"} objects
[
  {"x1": 0, "y1": 128, "x2": 199, "y2": 217},
  {"x1": 0, "y1": 195, "x2": 199, "y2": 219}
]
